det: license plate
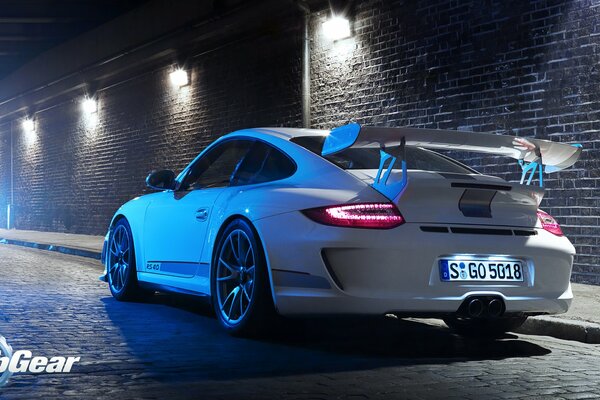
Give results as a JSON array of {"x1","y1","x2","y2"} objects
[{"x1": 439, "y1": 259, "x2": 524, "y2": 282}]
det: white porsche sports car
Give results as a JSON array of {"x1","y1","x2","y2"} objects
[{"x1": 100, "y1": 123, "x2": 581, "y2": 336}]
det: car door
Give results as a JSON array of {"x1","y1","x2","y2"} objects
[{"x1": 142, "y1": 139, "x2": 254, "y2": 280}]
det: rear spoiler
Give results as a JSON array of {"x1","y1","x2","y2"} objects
[{"x1": 322, "y1": 123, "x2": 582, "y2": 199}]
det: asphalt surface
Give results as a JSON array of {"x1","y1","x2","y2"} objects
[{"x1": 0, "y1": 245, "x2": 599, "y2": 400}]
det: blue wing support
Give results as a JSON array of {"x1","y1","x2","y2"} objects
[
  {"x1": 518, "y1": 143, "x2": 582, "y2": 187},
  {"x1": 373, "y1": 137, "x2": 408, "y2": 200}
]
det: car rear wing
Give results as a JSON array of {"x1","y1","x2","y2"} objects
[{"x1": 322, "y1": 123, "x2": 582, "y2": 200}]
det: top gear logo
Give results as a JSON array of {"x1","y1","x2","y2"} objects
[
  {"x1": 0, "y1": 335, "x2": 80, "y2": 387},
  {"x1": 0, "y1": 336, "x2": 12, "y2": 387}
]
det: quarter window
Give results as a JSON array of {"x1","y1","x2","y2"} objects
[
  {"x1": 180, "y1": 140, "x2": 253, "y2": 190},
  {"x1": 232, "y1": 141, "x2": 296, "y2": 185}
]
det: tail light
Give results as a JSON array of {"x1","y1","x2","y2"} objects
[
  {"x1": 302, "y1": 203, "x2": 405, "y2": 229},
  {"x1": 537, "y1": 210, "x2": 563, "y2": 236}
]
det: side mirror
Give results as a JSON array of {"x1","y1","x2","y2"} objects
[{"x1": 146, "y1": 170, "x2": 176, "y2": 191}]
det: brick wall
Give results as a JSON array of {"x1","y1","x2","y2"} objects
[
  {"x1": 309, "y1": 0, "x2": 600, "y2": 284},
  {"x1": 0, "y1": 31, "x2": 302, "y2": 234}
]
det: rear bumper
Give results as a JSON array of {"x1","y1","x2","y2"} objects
[
  {"x1": 271, "y1": 286, "x2": 572, "y2": 317},
  {"x1": 254, "y1": 212, "x2": 575, "y2": 317}
]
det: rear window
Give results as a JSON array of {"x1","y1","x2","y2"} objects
[{"x1": 291, "y1": 136, "x2": 475, "y2": 174}]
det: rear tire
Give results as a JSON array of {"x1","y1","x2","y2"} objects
[
  {"x1": 107, "y1": 218, "x2": 153, "y2": 301},
  {"x1": 444, "y1": 316, "x2": 527, "y2": 338},
  {"x1": 211, "y1": 218, "x2": 278, "y2": 337}
]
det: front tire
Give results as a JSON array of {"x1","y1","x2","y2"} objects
[
  {"x1": 444, "y1": 316, "x2": 528, "y2": 338},
  {"x1": 211, "y1": 218, "x2": 277, "y2": 336},
  {"x1": 107, "y1": 218, "x2": 151, "y2": 301}
]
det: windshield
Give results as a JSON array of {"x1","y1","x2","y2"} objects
[{"x1": 291, "y1": 136, "x2": 476, "y2": 174}]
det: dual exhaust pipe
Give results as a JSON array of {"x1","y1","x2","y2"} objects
[{"x1": 461, "y1": 296, "x2": 505, "y2": 318}]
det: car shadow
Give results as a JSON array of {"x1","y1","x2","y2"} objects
[
  {"x1": 100, "y1": 292, "x2": 551, "y2": 382},
  {"x1": 266, "y1": 316, "x2": 550, "y2": 361}
]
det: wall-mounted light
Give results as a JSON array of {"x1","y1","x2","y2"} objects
[
  {"x1": 169, "y1": 68, "x2": 189, "y2": 87},
  {"x1": 22, "y1": 118, "x2": 35, "y2": 134},
  {"x1": 323, "y1": 16, "x2": 351, "y2": 41},
  {"x1": 81, "y1": 97, "x2": 97, "y2": 115},
  {"x1": 22, "y1": 117, "x2": 36, "y2": 146},
  {"x1": 81, "y1": 96, "x2": 99, "y2": 131}
]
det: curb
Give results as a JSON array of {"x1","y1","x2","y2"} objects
[
  {"x1": 0, "y1": 238, "x2": 101, "y2": 260},
  {"x1": 516, "y1": 315, "x2": 600, "y2": 344}
]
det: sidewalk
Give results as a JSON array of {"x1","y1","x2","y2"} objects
[
  {"x1": 0, "y1": 228, "x2": 598, "y2": 343},
  {"x1": 516, "y1": 284, "x2": 600, "y2": 343},
  {"x1": 0, "y1": 228, "x2": 103, "y2": 259}
]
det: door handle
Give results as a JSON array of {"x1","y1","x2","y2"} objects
[{"x1": 195, "y1": 208, "x2": 209, "y2": 221}]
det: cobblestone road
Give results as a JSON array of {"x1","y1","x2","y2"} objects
[{"x1": 0, "y1": 245, "x2": 599, "y2": 399}]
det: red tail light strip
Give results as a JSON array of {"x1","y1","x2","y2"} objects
[{"x1": 303, "y1": 203, "x2": 405, "y2": 229}]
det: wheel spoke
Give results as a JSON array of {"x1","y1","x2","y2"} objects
[
  {"x1": 120, "y1": 231, "x2": 128, "y2": 252},
  {"x1": 110, "y1": 240, "x2": 119, "y2": 255},
  {"x1": 112, "y1": 265, "x2": 121, "y2": 289},
  {"x1": 217, "y1": 274, "x2": 236, "y2": 282},
  {"x1": 246, "y1": 279, "x2": 254, "y2": 295},
  {"x1": 219, "y1": 257, "x2": 237, "y2": 273},
  {"x1": 237, "y1": 231, "x2": 243, "y2": 265},
  {"x1": 244, "y1": 246, "x2": 252, "y2": 266},
  {"x1": 242, "y1": 284, "x2": 251, "y2": 302},
  {"x1": 245, "y1": 265, "x2": 255, "y2": 275},
  {"x1": 221, "y1": 286, "x2": 238, "y2": 311},
  {"x1": 120, "y1": 264, "x2": 126, "y2": 286},
  {"x1": 115, "y1": 228, "x2": 122, "y2": 251},
  {"x1": 119, "y1": 266, "x2": 124, "y2": 288},
  {"x1": 115, "y1": 265, "x2": 121, "y2": 288},
  {"x1": 229, "y1": 286, "x2": 241, "y2": 321},
  {"x1": 224, "y1": 286, "x2": 240, "y2": 321},
  {"x1": 109, "y1": 262, "x2": 118, "y2": 273},
  {"x1": 119, "y1": 267, "x2": 124, "y2": 289},
  {"x1": 228, "y1": 235, "x2": 238, "y2": 263}
]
